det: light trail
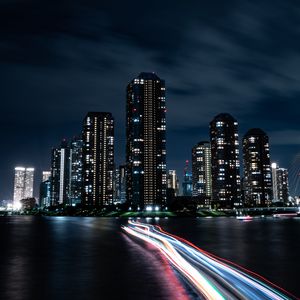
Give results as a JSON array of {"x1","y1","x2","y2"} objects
[{"x1": 122, "y1": 220, "x2": 298, "y2": 300}]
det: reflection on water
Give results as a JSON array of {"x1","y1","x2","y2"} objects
[{"x1": 0, "y1": 216, "x2": 299, "y2": 299}]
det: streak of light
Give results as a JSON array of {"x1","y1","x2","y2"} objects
[{"x1": 122, "y1": 221, "x2": 297, "y2": 300}]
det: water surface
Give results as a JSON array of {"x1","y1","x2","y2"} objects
[{"x1": 0, "y1": 216, "x2": 298, "y2": 299}]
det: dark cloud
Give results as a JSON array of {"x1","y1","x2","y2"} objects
[{"x1": 1, "y1": 0, "x2": 300, "y2": 199}]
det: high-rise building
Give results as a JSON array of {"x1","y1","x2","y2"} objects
[
  {"x1": 271, "y1": 163, "x2": 289, "y2": 203},
  {"x1": 210, "y1": 113, "x2": 241, "y2": 208},
  {"x1": 119, "y1": 165, "x2": 127, "y2": 204},
  {"x1": 13, "y1": 167, "x2": 26, "y2": 207},
  {"x1": 40, "y1": 170, "x2": 51, "y2": 208},
  {"x1": 69, "y1": 136, "x2": 83, "y2": 206},
  {"x1": 126, "y1": 72, "x2": 167, "y2": 209},
  {"x1": 82, "y1": 112, "x2": 114, "y2": 207},
  {"x1": 24, "y1": 168, "x2": 34, "y2": 199},
  {"x1": 50, "y1": 140, "x2": 70, "y2": 206},
  {"x1": 276, "y1": 167, "x2": 289, "y2": 203},
  {"x1": 113, "y1": 164, "x2": 127, "y2": 204},
  {"x1": 182, "y1": 160, "x2": 193, "y2": 197},
  {"x1": 40, "y1": 181, "x2": 51, "y2": 208},
  {"x1": 113, "y1": 166, "x2": 120, "y2": 203},
  {"x1": 13, "y1": 167, "x2": 35, "y2": 208},
  {"x1": 192, "y1": 141, "x2": 212, "y2": 203},
  {"x1": 242, "y1": 129, "x2": 272, "y2": 207},
  {"x1": 42, "y1": 171, "x2": 51, "y2": 182},
  {"x1": 167, "y1": 170, "x2": 180, "y2": 196}
]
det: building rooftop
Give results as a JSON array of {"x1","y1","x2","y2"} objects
[
  {"x1": 244, "y1": 128, "x2": 267, "y2": 137},
  {"x1": 212, "y1": 113, "x2": 237, "y2": 122},
  {"x1": 137, "y1": 72, "x2": 161, "y2": 80}
]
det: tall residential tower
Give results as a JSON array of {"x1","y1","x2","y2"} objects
[
  {"x1": 126, "y1": 72, "x2": 167, "y2": 209},
  {"x1": 242, "y1": 128, "x2": 272, "y2": 206},
  {"x1": 50, "y1": 140, "x2": 70, "y2": 206},
  {"x1": 192, "y1": 141, "x2": 212, "y2": 204},
  {"x1": 69, "y1": 136, "x2": 83, "y2": 205},
  {"x1": 271, "y1": 163, "x2": 289, "y2": 203},
  {"x1": 210, "y1": 113, "x2": 241, "y2": 208},
  {"x1": 13, "y1": 167, "x2": 35, "y2": 208},
  {"x1": 82, "y1": 112, "x2": 114, "y2": 206}
]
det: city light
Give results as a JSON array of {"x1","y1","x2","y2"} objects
[{"x1": 123, "y1": 221, "x2": 295, "y2": 300}]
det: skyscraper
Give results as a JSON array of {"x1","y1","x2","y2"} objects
[
  {"x1": 24, "y1": 168, "x2": 34, "y2": 199},
  {"x1": 210, "y1": 113, "x2": 241, "y2": 208},
  {"x1": 82, "y1": 112, "x2": 114, "y2": 207},
  {"x1": 271, "y1": 163, "x2": 289, "y2": 203},
  {"x1": 40, "y1": 171, "x2": 51, "y2": 208},
  {"x1": 50, "y1": 140, "x2": 70, "y2": 206},
  {"x1": 42, "y1": 171, "x2": 51, "y2": 182},
  {"x1": 113, "y1": 164, "x2": 127, "y2": 204},
  {"x1": 182, "y1": 160, "x2": 193, "y2": 197},
  {"x1": 242, "y1": 128, "x2": 272, "y2": 207},
  {"x1": 13, "y1": 167, "x2": 26, "y2": 207},
  {"x1": 69, "y1": 136, "x2": 83, "y2": 206},
  {"x1": 192, "y1": 141, "x2": 212, "y2": 203},
  {"x1": 113, "y1": 166, "x2": 120, "y2": 203},
  {"x1": 126, "y1": 72, "x2": 167, "y2": 209},
  {"x1": 119, "y1": 165, "x2": 127, "y2": 204},
  {"x1": 167, "y1": 170, "x2": 180, "y2": 196},
  {"x1": 13, "y1": 167, "x2": 35, "y2": 208}
]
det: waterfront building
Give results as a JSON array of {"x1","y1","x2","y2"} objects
[
  {"x1": 50, "y1": 140, "x2": 70, "y2": 206},
  {"x1": 13, "y1": 166, "x2": 34, "y2": 208},
  {"x1": 126, "y1": 72, "x2": 167, "y2": 209},
  {"x1": 210, "y1": 113, "x2": 241, "y2": 208},
  {"x1": 192, "y1": 141, "x2": 212, "y2": 204},
  {"x1": 82, "y1": 112, "x2": 114, "y2": 206},
  {"x1": 182, "y1": 160, "x2": 193, "y2": 197},
  {"x1": 69, "y1": 136, "x2": 83, "y2": 206},
  {"x1": 42, "y1": 171, "x2": 51, "y2": 182},
  {"x1": 242, "y1": 128, "x2": 272, "y2": 206},
  {"x1": 271, "y1": 163, "x2": 289, "y2": 203},
  {"x1": 39, "y1": 179, "x2": 51, "y2": 208},
  {"x1": 167, "y1": 170, "x2": 180, "y2": 196}
]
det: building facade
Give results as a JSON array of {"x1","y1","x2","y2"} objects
[
  {"x1": 24, "y1": 168, "x2": 34, "y2": 199},
  {"x1": 50, "y1": 140, "x2": 70, "y2": 206},
  {"x1": 13, "y1": 167, "x2": 26, "y2": 206},
  {"x1": 119, "y1": 165, "x2": 127, "y2": 204},
  {"x1": 69, "y1": 136, "x2": 83, "y2": 206},
  {"x1": 210, "y1": 113, "x2": 241, "y2": 208},
  {"x1": 192, "y1": 141, "x2": 212, "y2": 203},
  {"x1": 40, "y1": 180, "x2": 51, "y2": 208},
  {"x1": 40, "y1": 171, "x2": 51, "y2": 208},
  {"x1": 126, "y1": 72, "x2": 167, "y2": 209},
  {"x1": 242, "y1": 128, "x2": 272, "y2": 206},
  {"x1": 82, "y1": 112, "x2": 114, "y2": 207},
  {"x1": 271, "y1": 163, "x2": 289, "y2": 203},
  {"x1": 182, "y1": 160, "x2": 193, "y2": 197},
  {"x1": 42, "y1": 171, "x2": 51, "y2": 182},
  {"x1": 13, "y1": 166, "x2": 35, "y2": 208},
  {"x1": 113, "y1": 164, "x2": 127, "y2": 204},
  {"x1": 167, "y1": 170, "x2": 180, "y2": 196}
]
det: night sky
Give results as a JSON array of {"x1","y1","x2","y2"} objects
[{"x1": 1, "y1": 0, "x2": 300, "y2": 200}]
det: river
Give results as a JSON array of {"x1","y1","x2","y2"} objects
[{"x1": 0, "y1": 216, "x2": 299, "y2": 299}]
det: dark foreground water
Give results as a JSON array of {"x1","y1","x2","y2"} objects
[{"x1": 0, "y1": 216, "x2": 299, "y2": 300}]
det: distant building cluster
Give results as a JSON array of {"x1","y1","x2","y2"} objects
[
  {"x1": 190, "y1": 114, "x2": 290, "y2": 208},
  {"x1": 13, "y1": 167, "x2": 34, "y2": 208},
  {"x1": 12, "y1": 72, "x2": 293, "y2": 210}
]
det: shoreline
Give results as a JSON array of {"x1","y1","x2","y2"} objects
[{"x1": 1, "y1": 208, "x2": 299, "y2": 218}]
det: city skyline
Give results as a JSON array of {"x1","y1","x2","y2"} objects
[
  {"x1": 4, "y1": 107, "x2": 299, "y2": 202},
  {"x1": 1, "y1": 2, "x2": 300, "y2": 300},
  {"x1": 2, "y1": 1, "x2": 300, "y2": 200}
]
